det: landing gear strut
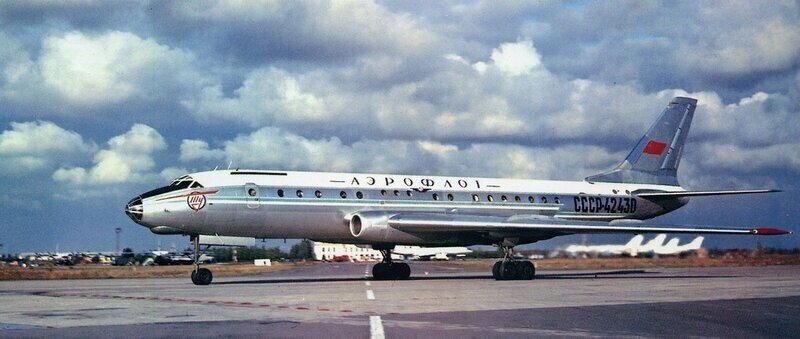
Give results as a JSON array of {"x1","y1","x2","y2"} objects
[
  {"x1": 372, "y1": 246, "x2": 411, "y2": 280},
  {"x1": 492, "y1": 245, "x2": 535, "y2": 280},
  {"x1": 190, "y1": 235, "x2": 212, "y2": 285}
]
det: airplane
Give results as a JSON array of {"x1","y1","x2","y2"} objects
[
  {"x1": 634, "y1": 234, "x2": 668, "y2": 256},
  {"x1": 124, "y1": 97, "x2": 791, "y2": 285},
  {"x1": 654, "y1": 236, "x2": 704, "y2": 256},
  {"x1": 392, "y1": 246, "x2": 473, "y2": 261},
  {"x1": 563, "y1": 234, "x2": 645, "y2": 257}
]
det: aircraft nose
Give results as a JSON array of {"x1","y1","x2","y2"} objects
[{"x1": 125, "y1": 196, "x2": 144, "y2": 224}]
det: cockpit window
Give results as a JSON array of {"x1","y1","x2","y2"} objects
[{"x1": 138, "y1": 176, "x2": 203, "y2": 199}]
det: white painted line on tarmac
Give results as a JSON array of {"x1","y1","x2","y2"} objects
[
  {"x1": 369, "y1": 315, "x2": 385, "y2": 339},
  {"x1": 366, "y1": 290, "x2": 375, "y2": 300}
]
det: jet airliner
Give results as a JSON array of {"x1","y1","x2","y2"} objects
[{"x1": 125, "y1": 97, "x2": 790, "y2": 285}]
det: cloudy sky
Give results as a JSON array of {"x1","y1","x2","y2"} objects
[{"x1": 1, "y1": 0, "x2": 798, "y2": 253}]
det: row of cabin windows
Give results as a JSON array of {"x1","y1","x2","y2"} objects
[{"x1": 263, "y1": 188, "x2": 561, "y2": 204}]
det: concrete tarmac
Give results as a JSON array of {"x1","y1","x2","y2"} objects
[{"x1": 1, "y1": 262, "x2": 799, "y2": 338}]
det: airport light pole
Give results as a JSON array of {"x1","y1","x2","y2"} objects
[{"x1": 115, "y1": 228, "x2": 122, "y2": 253}]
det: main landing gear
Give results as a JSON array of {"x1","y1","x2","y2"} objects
[
  {"x1": 190, "y1": 235, "x2": 212, "y2": 285},
  {"x1": 372, "y1": 246, "x2": 411, "y2": 280},
  {"x1": 492, "y1": 245, "x2": 535, "y2": 280}
]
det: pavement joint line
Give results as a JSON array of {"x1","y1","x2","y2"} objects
[
  {"x1": 367, "y1": 290, "x2": 376, "y2": 300},
  {"x1": 41, "y1": 292, "x2": 384, "y2": 315},
  {"x1": 370, "y1": 315, "x2": 386, "y2": 339}
]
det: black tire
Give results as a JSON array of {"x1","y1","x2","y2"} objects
[
  {"x1": 519, "y1": 261, "x2": 535, "y2": 280},
  {"x1": 395, "y1": 263, "x2": 411, "y2": 279},
  {"x1": 193, "y1": 268, "x2": 212, "y2": 285},
  {"x1": 372, "y1": 263, "x2": 390, "y2": 280},
  {"x1": 500, "y1": 261, "x2": 517, "y2": 280},
  {"x1": 492, "y1": 261, "x2": 502, "y2": 280}
]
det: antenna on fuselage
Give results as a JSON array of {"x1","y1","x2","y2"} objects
[{"x1": 227, "y1": 161, "x2": 233, "y2": 170}]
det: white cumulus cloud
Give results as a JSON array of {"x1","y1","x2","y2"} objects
[
  {"x1": 0, "y1": 120, "x2": 95, "y2": 175},
  {"x1": 490, "y1": 40, "x2": 543, "y2": 77},
  {"x1": 39, "y1": 31, "x2": 200, "y2": 106},
  {"x1": 53, "y1": 124, "x2": 166, "y2": 184}
]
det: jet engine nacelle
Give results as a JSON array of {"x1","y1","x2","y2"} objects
[{"x1": 348, "y1": 212, "x2": 419, "y2": 243}]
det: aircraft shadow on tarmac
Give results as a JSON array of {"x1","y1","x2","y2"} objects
[{"x1": 213, "y1": 270, "x2": 739, "y2": 285}]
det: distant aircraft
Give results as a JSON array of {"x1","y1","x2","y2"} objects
[
  {"x1": 635, "y1": 234, "x2": 668, "y2": 256},
  {"x1": 563, "y1": 234, "x2": 704, "y2": 257},
  {"x1": 392, "y1": 246, "x2": 472, "y2": 260},
  {"x1": 125, "y1": 97, "x2": 791, "y2": 285},
  {"x1": 563, "y1": 234, "x2": 645, "y2": 257},
  {"x1": 654, "y1": 236, "x2": 704, "y2": 256}
]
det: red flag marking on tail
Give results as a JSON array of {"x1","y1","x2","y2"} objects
[{"x1": 643, "y1": 140, "x2": 667, "y2": 155}]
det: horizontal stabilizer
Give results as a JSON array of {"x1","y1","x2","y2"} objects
[{"x1": 634, "y1": 189, "x2": 780, "y2": 199}]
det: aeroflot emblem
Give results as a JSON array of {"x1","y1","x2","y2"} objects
[{"x1": 187, "y1": 194, "x2": 207, "y2": 211}]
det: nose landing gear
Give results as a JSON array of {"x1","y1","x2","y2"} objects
[{"x1": 190, "y1": 235, "x2": 213, "y2": 285}]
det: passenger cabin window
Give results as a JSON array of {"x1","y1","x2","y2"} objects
[
  {"x1": 541, "y1": 197, "x2": 547, "y2": 203},
  {"x1": 296, "y1": 190, "x2": 304, "y2": 198},
  {"x1": 381, "y1": 190, "x2": 387, "y2": 196},
  {"x1": 432, "y1": 193, "x2": 439, "y2": 201},
  {"x1": 277, "y1": 189, "x2": 284, "y2": 197},
  {"x1": 356, "y1": 191, "x2": 364, "y2": 199},
  {"x1": 529, "y1": 196, "x2": 534, "y2": 203},
  {"x1": 315, "y1": 190, "x2": 322, "y2": 198},
  {"x1": 406, "y1": 190, "x2": 413, "y2": 197},
  {"x1": 340, "y1": 191, "x2": 347, "y2": 198},
  {"x1": 515, "y1": 196, "x2": 521, "y2": 202},
  {"x1": 501, "y1": 195, "x2": 508, "y2": 202},
  {"x1": 554, "y1": 197, "x2": 561, "y2": 204},
  {"x1": 472, "y1": 194, "x2": 480, "y2": 202},
  {"x1": 487, "y1": 195, "x2": 494, "y2": 202},
  {"x1": 394, "y1": 190, "x2": 400, "y2": 197},
  {"x1": 447, "y1": 194, "x2": 454, "y2": 201},
  {"x1": 248, "y1": 188, "x2": 257, "y2": 197}
]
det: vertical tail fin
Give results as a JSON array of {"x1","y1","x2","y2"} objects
[
  {"x1": 686, "y1": 236, "x2": 704, "y2": 250},
  {"x1": 640, "y1": 234, "x2": 667, "y2": 252},
  {"x1": 587, "y1": 97, "x2": 697, "y2": 186},
  {"x1": 624, "y1": 234, "x2": 645, "y2": 248}
]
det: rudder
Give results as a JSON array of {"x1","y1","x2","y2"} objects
[{"x1": 586, "y1": 97, "x2": 697, "y2": 186}]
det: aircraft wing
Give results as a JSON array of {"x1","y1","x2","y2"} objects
[{"x1": 386, "y1": 214, "x2": 790, "y2": 236}]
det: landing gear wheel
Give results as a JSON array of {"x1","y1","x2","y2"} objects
[
  {"x1": 371, "y1": 246, "x2": 412, "y2": 280},
  {"x1": 372, "y1": 262, "x2": 411, "y2": 280},
  {"x1": 500, "y1": 261, "x2": 517, "y2": 280},
  {"x1": 193, "y1": 268, "x2": 213, "y2": 285},
  {"x1": 492, "y1": 260, "x2": 535, "y2": 280},
  {"x1": 492, "y1": 261, "x2": 502, "y2": 279},
  {"x1": 372, "y1": 263, "x2": 391, "y2": 280},
  {"x1": 394, "y1": 263, "x2": 411, "y2": 280},
  {"x1": 519, "y1": 261, "x2": 535, "y2": 280}
]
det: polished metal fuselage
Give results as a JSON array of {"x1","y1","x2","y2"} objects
[{"x1": 131, "y1": 177, "x2": 684, "y2": 246}]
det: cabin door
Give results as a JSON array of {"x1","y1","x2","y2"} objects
[{"x1": 245, "y1": 183, "x2": 260, "y2": 209}]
